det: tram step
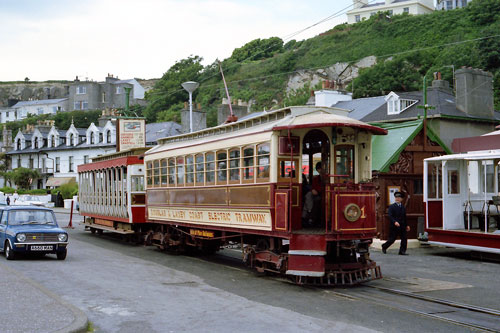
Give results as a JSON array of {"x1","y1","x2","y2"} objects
[{"x1": 289, "y1": 234, "x2": 326, "y2": 253}]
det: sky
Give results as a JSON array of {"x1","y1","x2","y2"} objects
[{"x1": 0, "y1": 0, "x2": 353, "y2": 82}]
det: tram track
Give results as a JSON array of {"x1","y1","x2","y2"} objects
[{"x1": 330, "y1": 285, "x2": 500, "y2": 332}]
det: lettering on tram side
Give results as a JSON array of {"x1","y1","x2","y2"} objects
[{"x1": 148, "y1": 207, "x2": 272, "y2": 231}]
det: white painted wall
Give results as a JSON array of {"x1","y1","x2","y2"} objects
[{"x1": 347, "y1": 0, "x2": 435, "y2": 24}]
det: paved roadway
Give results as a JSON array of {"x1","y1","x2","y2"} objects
[{"x1": 3, "y1": 212, "x2": 500, "y2": 332}]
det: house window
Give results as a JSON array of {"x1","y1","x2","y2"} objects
[
  {"x1": 69, "y1": 156, "x2": 74, "y2": 172},
  {"x1": 29, "y1": 158, "x2": 34, "y2": 169},
  {"x1": 403, "y1": 7, "x2": 409, "y2": 13},
  {"x1": 116, "y1": 86, "x2": 122, "y2": 94},
  {"x1": 461, "y1": 0, "x2": 467, "y2": 7},
  {"x1": 388, "y1": 10, "x2": 393, "y2": 15},
  {"x1": 76, "y1": 86, "x2": 86, "y2": 94},
  {"x1": 355, "y1": 15, "x2": 360, "y2": 22},
  {"x1": 16, "y1": 139, "x2": 21, "y2": 150},
  {"x1": 99, "y1": 133, "x2": 103, "y2": 143},
  {"x1": 55, "y1": 157, "x2": 60, "y2": 172},
  {"x1": 34, "y1": 138, "x2": 38, "y2": 149},
  {"x1": 446, "y1": 0, "x2": 453, "y2": 10},
  {"x1": 37, "y1": 107, "x2": 44, "y2": 115},
  {"x1": 70, "y1": 133, "x2": 74, "y2": 146},
  {"x1": 6, "y1": 111, "x2": 9, "y2": 118},
  {"x1": 370, "y1": 12, "x2": 376, "y2": 17},
  {"x1": 106, "y1": 131, "x2": 111, "y2": 143},
  {"x1": 17, "y1": 157, "x2": 21, "y2": 168},
  {"x1": 102, "y1": 92, "x2": 106, "y2": 103},
  {"x1": 84, "y1": 155, "x2": 89, "y2": 164},
  {"x1": 74, "y1": 101, "x2": 88, "y2": 110}
]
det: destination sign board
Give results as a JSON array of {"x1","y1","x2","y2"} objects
[{"x1": 117, "y1": 118, "x2": 146, "y2": 152}]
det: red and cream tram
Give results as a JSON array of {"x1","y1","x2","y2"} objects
[
  {"x1": 424, "y1": 150, "x2": 500, "y2": 254},
  {"x1": 144, "y1": 106, "x2": 387, "y2": 285},
  {"x1": 78, "y1": 148, "x2": 148, "y2": 234}
]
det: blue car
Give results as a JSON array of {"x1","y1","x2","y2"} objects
[{"x1": 0, "y1": 206, "x2": 68, "y2": 260}]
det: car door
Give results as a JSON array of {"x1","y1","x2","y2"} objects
[{"x1": 0, "y1": 211, "x2": 6, "y2": 250}]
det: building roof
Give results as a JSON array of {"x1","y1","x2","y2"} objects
[
  {"x1": 146, "y1": 122, "x2": 182, "y2": 143},
  {"x1": 13, "y1": 98, "x2": 67, "y2": 107},
  {"x1": 358, "y1": 88, "x2": 500, "y2": 123},
  {"x1": 371, "y1": 120, "x2": 451, "y2": 172},
  {"x1": 335, "y1": 96, "x2": 386, "y2": 120}
]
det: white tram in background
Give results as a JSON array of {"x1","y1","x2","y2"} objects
[
  {"x1": 424, "y1": 150, "x2": 500, "y2": 254},
  {"x1": 78, "y1": 148, "x2": 148, "y2": 234}
]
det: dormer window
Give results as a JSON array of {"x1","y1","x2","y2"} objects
[
  {"x1": 69, "y1": 133, "x2": 74, "y2": 146},
  {"x1": 34, "y1": 138, "x2": 38, "y2": 149},
  {"x1": 106, "y1": 130, "x2": 111, "y2": 143},
  {"x1": 90, "y1": 133, "x2": 95, "y2": 144},
  {"x1": 16, "y1": 139, "x2": 21, "y2": 150},
  {"x1": 385, "y1": 92, "x2": 418, "y2": 115}
]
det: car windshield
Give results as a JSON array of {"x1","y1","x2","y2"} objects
[{"x1": 8, "y1": 210, "x2": 56, "y2": 225}]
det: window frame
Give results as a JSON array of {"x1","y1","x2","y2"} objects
[
  {"x1": 242, "y1": 145, "x2": 255, "y2": 184},
  {"x1": 256, "y1": 143, "x2": 270, "y2": 183},
  {"x1": 216, "y1": 150, "x2": 228, "y2": 185},
  {"x1": 228, "y1": 147, "x2": 241, "y2": 184}
]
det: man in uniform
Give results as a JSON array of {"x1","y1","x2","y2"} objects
[{"x1": 382, "y1": 191, "x2": 410, "y2": 255}]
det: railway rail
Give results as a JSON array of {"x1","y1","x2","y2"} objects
[{"x1": 330, "y1": 285, "x2": 500, "y2": 332}]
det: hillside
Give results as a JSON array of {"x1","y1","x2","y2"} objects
[{"x1": 145, "y1": 0, "x2": 500, "y2": 127}]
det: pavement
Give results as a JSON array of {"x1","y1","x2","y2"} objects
[{"x1": 0, "y1": 261, "x2": 88, "y2": 333}]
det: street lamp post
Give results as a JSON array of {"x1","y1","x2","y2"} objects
[{"x1": 181, "y1": 81, "x2": 200, "y2": 133}]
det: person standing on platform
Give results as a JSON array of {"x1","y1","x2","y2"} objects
[{"x1": 382, "y1": 191, "x2": 410, "y2": 255}]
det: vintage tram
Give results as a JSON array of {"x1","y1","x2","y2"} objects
[
  {"x1": 424, "y1": 150, "x2": 500, "y2": 254},
  {"x1": 143, "y1": 106, "x2": 387, "y2": 285},
  {"x1": 78, "y1": 147, "x2": 148, "y2": 235}
]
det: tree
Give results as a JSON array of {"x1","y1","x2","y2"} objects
[
  {"x1": 144, "y1": 56, "x2": 204, "y2": 123},
  {"x1": 9, "y1": 168, "x2": 40, "y2": 190},
  {"x1": 231, "y1": 37, "x2": 284, "y2": 62}
]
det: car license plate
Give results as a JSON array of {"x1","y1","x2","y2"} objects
[{"x1": 30, "y1": 245, "x2": 53, "y2": 251}]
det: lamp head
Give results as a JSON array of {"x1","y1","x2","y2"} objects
[{"x1": 181, "y1": 81, "x2": 199, "y2": 93}]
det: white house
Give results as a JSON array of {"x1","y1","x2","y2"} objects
[
  {"x1": 436, "y1": 0, "x2": 469, "y2": 10},
  {"x1": 1, "y1": 98, "x2": 68, "y2": 124},
  {"x1": 346, "y1": 0, "x2": 435, "y2": 24}
]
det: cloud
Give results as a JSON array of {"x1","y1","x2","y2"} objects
[{"x1": 0, "y1": 0, "x2": 348, "y2": 81}]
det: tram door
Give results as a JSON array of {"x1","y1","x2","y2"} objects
[{"x1": 301, "y1": 130, "x2": 330, "y2": 229}]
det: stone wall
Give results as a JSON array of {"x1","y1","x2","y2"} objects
[{"x1": 0, "y1": 82, "x2": 71, "y2": 107}]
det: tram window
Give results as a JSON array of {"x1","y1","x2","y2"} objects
[
  {"x1": 195, "y1": 154, "x2": 204, "y2": 185},
  {"x1": 160, "y1": 159, "x2": 168, "y2": 186},
  {"x1": 243, "y1": 146, "x2": 255, "y2": 183},
  {"x1": 205, "y1": 153, "x2": 215, "y2": 184},
  {"x1": 335, "y1": 145, "x2": 354, "y2": 183},
  {"x1": 131, "y1": 176, "x2": 144, "y2": 192},
  {"x1": 176, "y1": 157, "x2": 185, "y2": 186},
  {"x1": 447, "y1": 170, "x2": 459, "y2": 194},
  {"x1": 468, "y1": 161, "x2": 479, "y2": 195},
  {"x1": 428, "y1": 163, "x2": 442, "y2": 198},
  {"x1": 486, "y1": 163, "x2": 494, "y2": 193},
  {"x1": 229, "y1": 148, "x2": 240, "y2": 183},
  {"x1": 185, "y1": 155, "x2": 194, "y2": 186},
  {"x1": 168, "y1": 158, "x2": 175, "y2": 186},
  {"x1": 153, "y1": 160, "x2": 160, "y2": 186},
  {"x1": 257, "y1": 143, "x2": 270, "y2": 181},
  {"x1": 217, "y1": 150, "x2": 227, "y2": 184},
  {"x1": 146, "y1": 161, "x2": 153, "y2": 187},
  {"x1": 131, "y1": 194, "x2": 146, "y2": 205},
  {"x1": 279, "y1": 159, "x2": 298, "y2": 180}
]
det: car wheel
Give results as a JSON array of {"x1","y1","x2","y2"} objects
[
  {"x1": 5, "y1": 242, "x2": 15, "y2": 260},
  {"x1": 57, "y1": 249, "x2": 67, "y2": 260}
]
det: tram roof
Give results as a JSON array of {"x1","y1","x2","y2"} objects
[
  {"x1": 425, "y1": 150, "x2": 500, "y2": 162},
  {"x1": 147, "y1": 106, "x2": 386, "y2": 156}
]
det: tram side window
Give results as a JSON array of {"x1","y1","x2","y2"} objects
[
  {"x1": 131, "y1": 176, "x2": 144, "y2": 192},
  {"x1": 205, "y1": 153, "x2": 215, "y2": 184},
  {"x1": 160, "y1": 159, "x2": 168, "y2": 186},
  {"x1": 428, "y1": 163, "x2": 442, "y2": 198},
  {"x1": 335, "y1": 145, "x2": 355, "y2": 183},
  {"x1": 146, "y1": 162, "x2": 153, "y2": 187},
  {"x1": 176, "y1": 157, "x2": 185, "y2": 186},
  {"x1": 153, "y1": 160, "x2": 160, "y2": 187},
  {"x1": 185, "y1": 155, "x2": 194, "y2": 186},
  {"x1": 486, "y1": 163, "x2": 495, "y2": 193},
  {"x1": 195, "y1": 154, "x2": 204, "y2": 186},
  {"x1": 229, "y1": 148, "x2": 240, "y2": 183},
  {"x1": 217, "y1": 150, "x2": 227, "y2": 184},
  {"x1": 243, "y1": 145, "x2": 255, "y2": 183},
  {"x1": 447, "y1": 170, "x2": 459, "y2": 194},
  {"x1": 257, "y1": 143, "x2": 270, "y2": 181},
  {"x1": 279, "y1": 159, "x2": 297, "y2": 180},
  {"x1": 168, "y1": 158, "x2": 175, "y2": 186}
]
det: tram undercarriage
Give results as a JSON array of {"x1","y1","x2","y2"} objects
[{"x1": 145, "y1": 224, "x2": 381, "y2": 286}]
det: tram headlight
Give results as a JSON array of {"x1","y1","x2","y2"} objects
[
  {"x1": 344, "y1": 204, "x2": 361, "y2": 222},
  {"x1": 16, "y1": 233, "x2": 26, "y2": 242}
]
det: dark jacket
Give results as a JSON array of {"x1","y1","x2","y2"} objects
[{"x1": 388, "y1": 202, "x2": 407, "y2": 227}]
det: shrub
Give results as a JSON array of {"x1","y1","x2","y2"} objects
[{"x1": 51, "y1": 182, "x2": 78, "y2": 199}]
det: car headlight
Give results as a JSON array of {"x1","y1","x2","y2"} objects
[
  {"x1": 58, "y1": 233, "x2": 68, "y2": 242},
  {"x1": 16, "y1": 233, "x2": 26, "y2": 242},
  {"x1": 344, "y1": 203, "x2": 361, "y2": 222}
]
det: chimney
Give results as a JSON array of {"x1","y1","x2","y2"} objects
[
  {"x1": 431, "y1": 71, "x2": 452, "y2": 93},
  {"x1": 455, "y1": 68, "x2": 493, "y2": 118}
]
